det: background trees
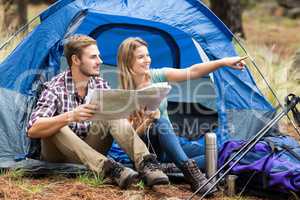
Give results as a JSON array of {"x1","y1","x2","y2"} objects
[
  {"x1": 1, "y1": 0, "x2": 28, "y2": 33},
  {"x1": 210, "y1": 0, "x2": 245, "y2": 38},
  {"x1": 0, "y1": 0, "x2": 54, "y2": 34}
]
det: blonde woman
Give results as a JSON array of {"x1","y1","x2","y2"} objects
[{"x1": 117, "y1": 37, "x2": 246, "y2": 194}]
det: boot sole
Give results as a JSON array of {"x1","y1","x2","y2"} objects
[
  {"x1": 145, "y1": 177, "x2": 169, "y2": 187},
  {"x1": 119, "y1": 172, "x2": 139, "y2": 189}
]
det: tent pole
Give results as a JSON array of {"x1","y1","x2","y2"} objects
[
  {"x1": 0, "y1": 15, "x2": 39, "y2": 51},
  {"x1": 187, "y1": 94, "x2": 300, "y2": 200},
  {"x1": 232, "y1": 35, "x2": 300, "y2": 137}
]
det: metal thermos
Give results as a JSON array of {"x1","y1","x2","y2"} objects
[{"x1": 205, "y1": 132, "x2": 218, "y2": 182}]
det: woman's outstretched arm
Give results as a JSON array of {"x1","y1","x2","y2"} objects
[{"x1": 164, "y1": 56, "x2": 247, "y2": 82}]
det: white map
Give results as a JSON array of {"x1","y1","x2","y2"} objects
[{"x1": 85, "y1": 82, "x2": 171, "y2": 120}]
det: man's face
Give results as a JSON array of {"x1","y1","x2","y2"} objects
[{"x1": 77, "y1": 44, "x2": 102, "y2": 77}]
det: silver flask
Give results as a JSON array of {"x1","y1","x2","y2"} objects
[{"x1": 205, "y1": 132, "x2": 218, "y2": 182}]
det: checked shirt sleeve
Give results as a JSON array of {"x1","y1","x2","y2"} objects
[{"x1": 27, "y1": 88, "x2": 59, "y2": 131}]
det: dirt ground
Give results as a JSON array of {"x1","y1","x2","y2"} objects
[{"x1": 0, "y1": 173, "x2": 272, "y2": 200}]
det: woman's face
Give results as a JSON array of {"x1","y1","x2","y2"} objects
[{"x1": 131, "y1": 45, "x2": 151, "y2": 76}]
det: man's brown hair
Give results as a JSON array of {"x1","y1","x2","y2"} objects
[{"x1": 63, "y1": 35, "x2": 97, "y2": 66}]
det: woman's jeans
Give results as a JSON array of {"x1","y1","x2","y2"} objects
[{"x1": 141, "y1": 117, "x2": 205, "y2": 169}]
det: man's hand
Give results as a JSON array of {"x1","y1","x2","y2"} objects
[{"x1": 69, "y1": 104, "x2": 98, "y2": 122}]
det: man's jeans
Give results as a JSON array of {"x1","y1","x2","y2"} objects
[{"x1": 41, "y1": 119, "x2": 150, "y2": 174}]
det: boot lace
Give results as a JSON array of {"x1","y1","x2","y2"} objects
[
  {"x1": 142, "y1": 155, "x2": 160, "y2": 171},
  {"x1": 183, "y1": 160, "x2": 205, "y2": 181},
  {"x1": 106, "y1": 160, "x2": 124, "y2": 178}
]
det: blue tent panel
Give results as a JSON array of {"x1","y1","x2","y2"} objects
[{"x1": 74, "y1": 12, "x2": 203, "y2": 68}]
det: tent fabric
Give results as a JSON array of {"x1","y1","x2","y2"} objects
[
  {"x1": 0, "y1": 0, "x2": 275, "y2": 171},
  {"x1": 0, "y1": 0, "x2": 239, "y2": 94}
]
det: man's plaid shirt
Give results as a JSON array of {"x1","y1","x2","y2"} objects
[{"x1": 28, "y1": 69, "x2": 110, "y2": 139}]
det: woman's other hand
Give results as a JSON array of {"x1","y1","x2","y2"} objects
[{"x1": 146, "y1": 109, "x2": 161, "y2": 120}]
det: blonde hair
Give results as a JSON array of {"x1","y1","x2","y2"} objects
[
  {"x1": 117, "y1": 37, "x2": 151, "y2": 127},
  {"x1": 117, "y1": 37, "x2": 150, "y2": 90},
  {"x1": 64, "y1": 35, "x2": 97, "y2": 67}
]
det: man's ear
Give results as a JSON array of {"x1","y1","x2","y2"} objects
[{"x1": 71, "y1": 54, "x2": 80, "y2": 66}]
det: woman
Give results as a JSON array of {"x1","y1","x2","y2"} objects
[{"x1": 117, "y1": 37, "x2": 246, "y2": 194}]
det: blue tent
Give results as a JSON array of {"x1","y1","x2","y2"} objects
[{"x1": 0, "y1": 0, "x2": 274, "y2": 171}]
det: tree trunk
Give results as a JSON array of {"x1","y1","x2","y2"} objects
[
  {"x1": 276, "y1": 0, "x2": 300, "y2": 9},
  {"x1": 18, "y1": 0, "x2": 28, "y2": 29},
  {"x1": 210, "y1": 0, "x2": 245, "y2": 38},
  {"x1": 1, "y1": 0, "x2": 28, "y2": 34},
  {"x1": 276, "y1": 0, "x2": 300, "y2": 18},
  {"x1": 30, "y1": 0, "x2": 56, "y2": 4}
]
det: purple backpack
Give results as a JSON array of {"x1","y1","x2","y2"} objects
[{"x1": 219, "y1": 135, "x2": 300, "y2": 193}]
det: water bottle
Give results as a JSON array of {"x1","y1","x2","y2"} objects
[{"x1": 205, "y1": 132, "x2": 218, "y2": 182}]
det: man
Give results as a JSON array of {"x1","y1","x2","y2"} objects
[{"x1": 27, "y1": 35, "x2": 169, "y2": 189}]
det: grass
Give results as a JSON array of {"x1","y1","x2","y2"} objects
[
  {"x1": 8, "y1": 169, "x2": 26, "y2": 180},
  {"x1": 239, "y1": 1, "x2": 299, "y2": 130},
  {"x1": 243, "y1": 1, "x2": 300, "y2": 58},
  {"x1": 135, "y1": 180, "x2": 145, "y2": 190},
  {"x1": 17, "y1": 182, "x2": 45, "y2": 194},
  {"x1": 76, "y1": 172, "x2": 105, "y2": 187},
  {"x1": 1, "y1": 169, "x2": 47, "y2": 195},
  {"x1": 233, "y1": 36, "x2": 299, "y2": 135},
  {"x1": 234, "y1": 38, "x2": 298, "y2": 106}
]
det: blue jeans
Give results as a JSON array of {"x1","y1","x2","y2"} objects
[
  {"x1": 181, "y1": 141, "x2": 205, "y2": 170},
  {"x1": 141, "y1": 117, "x2": 204, "y2": 169}
]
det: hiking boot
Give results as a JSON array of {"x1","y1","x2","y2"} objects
[
  {"x1": 138, "y1": 154, "x2": 169, "y2": 187},
  {"x1": 103, "y1": 159, "x2": 138, "y2": 189},
  {"x1": 180, "y1": 159, "x2": 217, "y2": 195}
]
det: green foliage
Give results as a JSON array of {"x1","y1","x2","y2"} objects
[
  {"x1": 77, "y1": 172, "x2": 104, "y2": 187},
  {"x1": 0, "y1": 169, "x2": 6, "y2": 176},
  {"x1": 135, "y1": 180, "x2": 145, "y2": 190},
  {"x1": 3, "y1": 169, "x2": 47, "y2": 194},
  {"x1": 18, "y1": 183, "x2": 45, "y2": 194},
  {"x1": 9, "y1": 169, "x2": 26, "y2": 180}
]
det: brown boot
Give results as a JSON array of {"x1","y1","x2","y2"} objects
[
  {"x1": 180, "y1": 159, "x2": 217, "y2": 195},
  {"x1": 103, "y1": 159, "x2": 138, "y2": 189},
  {"x1": 138, "y1": 154, "x2": 169, "y2": 187}
]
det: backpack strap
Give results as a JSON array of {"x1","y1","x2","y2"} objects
[
  {"x1": 263, "y1": 137, "x2": 300, "y2": 161},
  {"x1": 281, "y1": 144, "x2": 300, "y2": 161},
  {"x1": 263, "y1": 138, "x2": 278, "y2": 153}
]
